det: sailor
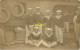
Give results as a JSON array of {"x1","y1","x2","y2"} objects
[
  {"x1": 28, "y1": 26, "x2": 42, "y2": 47},
  {"x1": 43, "y1": 10, "x2": 53, "y2": 28},
  {"x1": 73, "y1": 11, "x2": 79, "y2": 43},
  {"x1": 41, "y1": 28, "x2": 57, "y2": 48},
  {"x1": 43, "y1": 10, "x2": 55, "y2": 36},
  {"x1": 53, "y1": 10, "x2": 65, "y2": 45},
  {"x1": 24, "y1": 8, "x2": 33, "y2": 44}
]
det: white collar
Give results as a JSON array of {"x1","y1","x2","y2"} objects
[
  {"x1": 56, "y1": 15, "x2": 62, "y2": 19},
  {"x1": 33, "y1": 31, "x2": 40, "y2": 36},
  {"x1": 45, "y1": 15, "x2": 51, "y2": 20}
]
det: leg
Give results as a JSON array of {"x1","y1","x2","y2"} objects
[
  {"x1": 74, "y1": 23, "x2": 77, "y2": 33},
  {"x1": 25, "y1": 25, "x2": 29, "y2": 44},
  {"x1": 41, "y1": 40, "x2": 50, "y2": 48},
  {"x1": 55, "y1": 25, "x2": 59, "y2": 43},
  {"x1": 28, "y1": 40, "x2": 34, "y2": 45},
  {"x1": 29, "y1": 40, "x2": 41, "y2": 47},
  {"x1": 50, "y1": 41, "x2": 57, "y2": 47},
  {"x1": 76, "y1": 24, "x2": 79, "y2": 43},
  {"x1": 65, "y1": 22, "x2": 69, "y2": 32},
  {"x1": 35, "y1": 40, "x2": 42, "y2": 47},
  {"x1": 25, "y1": 36, "x2": 29, "y2": 44},
  {"x1": 59, "y1": 27, "x2": 63, "y2": 44}
]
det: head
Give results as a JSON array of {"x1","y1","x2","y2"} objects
[
  {"x1": 75, "y1": 11, "x2": 79, "y2": 15},
  {"x1": 33, "y1": 26, "x2": 39, "y2": 33},
  {"x1": 45, "y1": 10, "x2": 51, "y2": 16},
  {"x1": 46, "y1": 28, "x2": 52, "y2": 35},
  {"x1": 56, "y1": 10, "x2": 62, "y2": 15},
  {"x1": 35, "y1": 7, "x2": 40, "y2": 13},
  {"x1": 27, "y1": 8, "x2": 32, "y2": 14}
]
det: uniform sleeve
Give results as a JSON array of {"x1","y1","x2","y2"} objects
[
  {"x1": 43, "y1": 17, "x2": 47, "y2": 23},
  {"x1": 28, "y1": 33, "x2": 32, "y2": 40},
  {"x1": 49, "y1": 16, "x2": 55, "y2": 27},
  {"x1": 73, "y1": 16, "x2": 77, "y2": 23}
]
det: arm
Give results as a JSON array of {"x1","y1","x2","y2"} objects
[{"x1": 73, "y1": 16, "x2": 77, "y2": 24}]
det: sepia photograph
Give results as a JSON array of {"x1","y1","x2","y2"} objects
[{"x1": 0, "y1": 0, "x2": 79, "y2": 50}]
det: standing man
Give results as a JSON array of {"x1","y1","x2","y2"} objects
[
  {"x1": 24, "y1": 8, "x2": 33, "y2": 44},
  {"x1": 73, "y1": 11, "x2": 80, "y2": 43},
  {"x1": 43, "y1": 10, "x2": 53, "y2": 28},
  {"x1": 64, "y1": 11, "x2": 70, "y2": 32},
  {"x1": 53, "y1": 10, "x2": 65, "y2": 45}
]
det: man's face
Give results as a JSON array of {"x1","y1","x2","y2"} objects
[
  {"x1": 56, "y1": 12, "x2": 61, "y2": 15},
  {"x1": 76, "y1": 12, "x2": 79, "y2": 15},
  {"x1": 34, "y1": 28, "x2": 39, "y2": 33},
  {"x1": 45, "y1": 11, "x2": 50, "y2": 16},
  {"x1": 47, "y1": 30, "x2": 52, "y2": 35},
  {"x1": 28, "y1": 10, "x2": 32, "y2": 14},
  {"x1": 36, "y1": 8, "x2": 40, "y2": 13}
]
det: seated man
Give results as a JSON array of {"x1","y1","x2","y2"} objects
[
  {"x1": 28, "y1": 26, "x2": 42, "y2": 47},
  {"x1": 41, "y1": 28, "x2": 57, "y2": 48}
]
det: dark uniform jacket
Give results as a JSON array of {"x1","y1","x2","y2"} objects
[
  {"x1": 24, "y1": 13, "x2": 33, "y2": 25},
  {"x1": 43, "y1": 15, "x2": 53, "y2": 28},
  {"x1": 64, "y1": 15, "x2": 70, "y2": 22},
  {"x1": 43, "y1": 15, "x2": 55, "y2": 33},
  {"x1": 53, "y1": 15, "x2": 65, "y2": 28},
  {"x1": 42, "y1": 33, "x2": 55, "y2": 43},
  {"x1": 23, "y1": 13, "x2": 33, "y2": 30},
  {"x1": 28, "y1": 32, "x2": 42, "y2": 41},
  {"x1": 33, "y1": 12, "x2": 44, "y2": 24}
]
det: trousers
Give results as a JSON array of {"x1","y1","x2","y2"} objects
[
  {"x1": 65, "y1": 22, "x2": 69, "y2": 32},
  {"x1": 55, "y1": 25, "x2": 63, "y2": 43},
  {"x1": 74, "y1": 23, "x2": 79, "y2": 42}
]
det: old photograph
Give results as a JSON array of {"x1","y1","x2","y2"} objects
[{"x1": 0, "y1": 0, "x2": 79, "y2": 50}]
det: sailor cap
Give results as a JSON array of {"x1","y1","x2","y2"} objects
[
  {"x1": 47, "y1": 28, "x2": 52, "y2": 30},
  {"x1": 27, "y1": 8, "x2": 32, "y2": 10},
  {"x1": 36, "y1": 7, "x2": 40, "y2": 9},
  {"x1": 56, "y1": 10, "x2": 62, "y2": 12},
  {"x1": 75, "y1": 11, "x2": 79, "y2": 13},
  {"x1": 46, "y1": 10, "x2": 50, "y2": 12},
  {"x1": 34, "y1": 26, "x2": 39, "y2": 29}
]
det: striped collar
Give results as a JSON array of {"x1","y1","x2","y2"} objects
[
  {"x1": 46, "y1": 31, "x2": 52, "y2": 38},
  {"x1": 33, "y1": 31, "x2": 40, "y2": 36}
]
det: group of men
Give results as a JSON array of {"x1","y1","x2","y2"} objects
[{"x1": 23, "y1": 7, "x2": 79, "y2": 48}]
